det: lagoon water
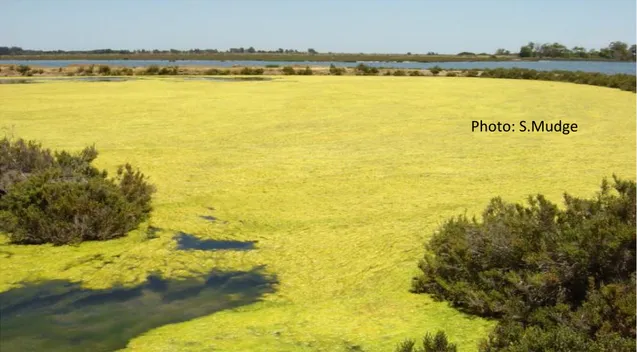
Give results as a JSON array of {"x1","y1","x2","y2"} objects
[{"x1": 2, "y1": 59, "x2": 635, "y2": 75}]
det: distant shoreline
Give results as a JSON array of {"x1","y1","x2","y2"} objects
[{"x1": 1, "y1": 53, "x2": 634, "y2": 63}]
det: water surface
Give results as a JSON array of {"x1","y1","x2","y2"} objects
[
  {"x1": 175, "y1": 232, "x2": 256, "y2": 251},
  {"x1": 2, "y1": 59, "x2": 634, "y2": 75},
  {"x1": 0, "y1": 267, "x2": 276, "y2": 352}
]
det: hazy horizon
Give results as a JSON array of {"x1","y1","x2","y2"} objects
[{"x1": 1, "y1": 0, "x2": 635, "y2": 54}]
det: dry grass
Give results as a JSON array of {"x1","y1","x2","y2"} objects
[{"x1": 0, "y1": 76, "x2": 634, "y2": 351}]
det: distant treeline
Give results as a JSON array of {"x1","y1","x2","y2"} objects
[{"x1": 1, "y1": 41, "x2": 635, "y2": 61}]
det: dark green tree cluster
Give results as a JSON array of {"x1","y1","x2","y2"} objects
[
  {"x1": 280, "y1": 66, "x2": 313, "y2": 75},
  {"x1": 518, "y1": 41, "x2": 636, "y2": 61},
  {"x1": 355, "y1": 63, "x2": 380, "y2": 75},
  {"x1": 412, "y1": 176, "x2": 636, "y2": 351},
  {"x1": 477, "y1": 68, "x2": 636, "y2": 92},
  {"x1": 0, "y1": 137, "x2": 155, "y2": 245},
  {"x1": 329, "y1": 64, "x2": 346, "y2": 75}
]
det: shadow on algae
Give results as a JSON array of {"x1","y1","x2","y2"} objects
[
  {"x1": 175, "y1": 231, "x2": 256, "y2": 251},
  {"x1": 0, "y1": 266, "x2": 277, "y2": 352}
]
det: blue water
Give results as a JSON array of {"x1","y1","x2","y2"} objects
[{"x1": 2, "y1": 59, "x2": 635, "y2": 75}]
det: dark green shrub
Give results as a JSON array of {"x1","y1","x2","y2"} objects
[
  {"x1": 355, "y1": 63, "x2": 379, "y2": 76},
  {"x1": 144, "y1": 65, "x2": 160, "y2": 75},
  {"x1": 204, "y1": 68, "x2": 221, "y2": 75},
  {"x1": 282, "y1": 66, "x2": 296, "y2": 75},
  {"x1": 297, "y1": 66, "x2": 313, "y2": 75},
  {"x1": 265, "y1": 64, "x2": 279, "y2": 68},
  {"x1": 412, "y1": 176, "x2": 636, "y2": 351},
  {"x1": 239, "y1": 67, "x2": 264, "y2": 75},
  {"x1": 158, "y1": 66, "x2": 179, "y2": 75},
  {"x1": 329, "y1": 64, "x2": 346, "y2": 75},
  {"x1": 16, "y1": 65, "x2": 30, "y2": 76},
  {"x1": 466, "y1": 69, "x2": 479, "y2": 77},
  {"x1": 120, "y1": 67, "x2": 134, "y2": 76},
  {"x1": 0, "y1": 137, "x2": 155, "y2": 245},
  {"x1": 446, "y1": 72, "x2": 457, "y2": 77},
  {"x1": 395, "y1": 331, "x2": 458, "y2": 352},
  {"x1": 98, "y1": 65, "x2": 111, "y2": 75},
  {"x1": 409, "y1": 70, "x2": 422, "y2": 76},
  {"x1": 393, "y1": 70, "x2": 406, "y2": 76},
  {"x1": 384, "y1": 70, "x2": 392, "y2": 76},
  {"x1": 429, "y1": 66, "x2": 442, "y2": 75}
]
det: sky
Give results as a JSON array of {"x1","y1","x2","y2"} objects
[{"x1": 1, "y1": 0, "x2": 635, "y2": 54}]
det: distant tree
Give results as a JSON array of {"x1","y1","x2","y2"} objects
[
  {"x1": 247, "y1": 46, "x2": 256, "y2": 53},
  {"x1": 608, "y1": 41, "x2": 630, "y2": 60},
  {"x1": 494, "y1": 48, "x2": 510, "y2": 55},
  {"x1": 308, "y1": 48, "x2": 318, "y2": 54},
  {"x1": 519, "y1": 42, "x2": 534, "y2": 57}
]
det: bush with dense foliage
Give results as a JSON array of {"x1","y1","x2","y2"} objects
[
  {"x1": 429, "y1": 66, "x2": 442, "y2": 75},
  {"x1": 0, "y1": 137, "x2": 155, "y2": 245},
  {"x1": 355, "y1": 63, "x2": 379, "y2": 76},
  {"x1": 412, "y1": 176, "x2": 636, "y2": 351},
  {"x1": 329, "y1": 63, "x2": 346, "y2": 75},
  {"x1": 281, "y1": 66, "x2": 296, "y2": 75}
]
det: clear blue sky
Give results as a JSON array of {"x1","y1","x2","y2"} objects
[{"x1": 1, "y1": 0, "x2": 635, "y2": 54}]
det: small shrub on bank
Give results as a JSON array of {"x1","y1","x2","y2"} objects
[
  {"x1": 446, "y1": 72, "x2": 457, "y2": 77},
  {"x1": 144, "y1": 65, "x2": 160, "y2": 75},
  {"x1": 16, "y1": 65, "x2": 31, "y2": 76},
  {"x1": 429, "y1": 66, "x2": 442, "y2": 75},
  {"x1": 409, "y1": 70, "x2": 422, "y2": 76},
  {"x1": 393, "y1": 70, "x2": 406, "y2": 76},
  {"x1": 329, "y1": 64, "x2": 346, "y2": 75},
  {"x1": 239, "y1": 67, "x2": 264, "y2": 75},
  {"x1": 120, "y1": 67, "x2": 134, "y2": 76},
  {"x1": 265, "y1": 64, "x2": 279, "y2": 68},
  {"x1": 355, "y1": 63, "x2": 379, "y2": 75},
  {"x1": 297, "y1": 66, "x2": 313, "y2": 75},
  {"x1": 466, "y1": 69, "x2": 479, "y2": 77},
  {"x1": 158, "y1": 66, "x2": 179, "y2": 75},
  {"x1": 0, "y1": 137, "x2": 155, "y2": 245},
  {"x1": 98, "y1": 65, "x2": 111, "y2": 75},
  {"x1": 282, "y1": 66, "x2": 296, "y2": 75}
]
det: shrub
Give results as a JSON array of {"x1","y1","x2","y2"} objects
[
  {"x1": 239, "y1": 67, "x2": 264, "y2": 75},
  {"x1": 409, "y1": 70, "x2": 422, "y2": 76},
  {"x1": 265, "y1": 64, "x2": 279, "y2": 68},
  {"x1": 429, "y1": 66, "x2": 442, "y2": 75},
  {"x1": 355, "y1": 63, "x2": 379, "y2": 76},
  {"x1": 98, "y1": 65, "x2": 111, "y2": 75},
  {"x1": 120, "y1": 67, "x2": 134, "y2": 76},
  {"x1": 0, "y1": 137, "x2": 155, "y2": 245},
  {"x1": 158, "y1": 66, "x2": 179, "y2": 75},
  {"x1": 297, "y1": 66, "x2": 313, "y2": 75},
  {"x1": 144, "y1": 65, "x2": 160, "y2": 75},
  {"x1": 466, "y1": 69, "x2": 479, "y2": 77},
  {"x1": 16, "y1": 65, "x2": 31, "y2": 76},
  {"x1": 412, "y1": 176, "x2": 636, "y2": 351},
  {"x1": 395, "y1": 331, "x2": 458, "y2": 352},
  {"x1": 204, "y1": 68, "x2": 221, "y2": 75},
  {"x1": 446, "y1": 72, "x2": 457, "y2": 77},
  {"x1": 393, "y1": 70, "x2": 406, "y2": 76},
  {"x1": 282, "y1": 66, "x2": 296, "y2": 75},
  {"x1": 329, "y1": 64, "x2": 346, "y2": 75}
]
